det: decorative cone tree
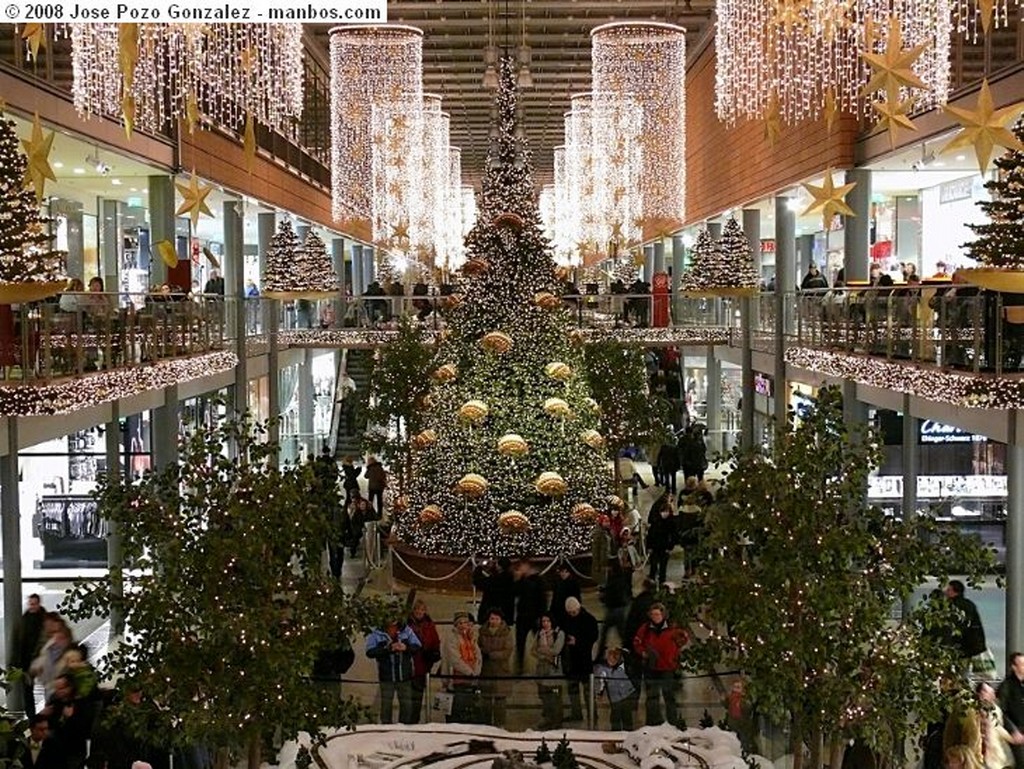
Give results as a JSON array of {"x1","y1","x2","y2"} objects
[
  {"x1": 0, "y1": 116, "x2": 66, "y2": 300},
  {"x1": 679, "y1": 228, "x2": 719, "y2": 294},
  {"x1": 963, "y1": 118, "x2": 1024, "y2": 276},
  {"x1": 680, "y1": 222, "x2": 759, "y2": 296},
  {"x1": 262, "y1": 220, "x2": 337, "y2": 298},
  {"x1": 395, "y1": 57, "x2": 613, "y2": 557}
]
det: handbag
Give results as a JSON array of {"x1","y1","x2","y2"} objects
[{"x1": 432, "y1": 691, "x2": 454, "y2": 716}]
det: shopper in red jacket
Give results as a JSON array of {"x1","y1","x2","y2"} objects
[
  {"x1": 633, "y1": 602, "x2": 686, "y2": 725},
  {"x1": 407, "y1": 599, "x2": 441, "y2": 723}
]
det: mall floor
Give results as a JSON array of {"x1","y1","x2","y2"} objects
[{"x1": 2, "y1": 461, "x2": 1009, "y2": 755}]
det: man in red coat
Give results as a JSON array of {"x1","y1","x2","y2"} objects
[
  {"x1": 632, "y1": 602, "x2": 686, "y2": 725},
  {"x1": 407, "y1": 598, "x2": 441, "y2": 723}
]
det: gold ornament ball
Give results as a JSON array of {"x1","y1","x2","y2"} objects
[
  {"x1": 545, "y1": 361, "x2": 573, "y2": 382},
  {"x1": 394, "y1": 495, "x2": 409, "y2": 513},
  {"x1": 419, "y1": 505, "x2": 443, "y2": 526},
  {"x1": 463, "y1": 257, "x2": 491, "y2": 276},
  {"x1": 571, "y1": 502, "x2": 598, "y2": 524},
  {"x1": 568, "y1": 329, "x2": 586, "y2": 347},
  {"x1": 606, "y1": 494, "x2": 625, "y2": 511},
  {"x1": 497, "y1": 433, "x2": 529, "y2": 457},
  {"x1": 584, "y1": 397, "x2": 601, "y2": 415},
  {"x1": 581, "y1": 429, "x2": 606, "y2": 450},
  {"x1": 459, "y1": 399, "x2": 489, "y2": 423},
  {"x1": 457, "y1": 473, "x2": 490, "y2": 498},
  {"x1": 534, "y1": 291, "x2": 561, "y2": 310},
  {"x1": 411, "y1": 428, "x2": 438, "y2": 449},
  {"x1": 543, "y1": 397, "x2": 572, "y2": 419},
  {"x1": 536, "y1": 471, "x2": 568, "y2": 497},
  {"x1": 498, "y1": 510, "x2": 531, "y2": 534},
  {"x1": 480, "y1": 331, "x2": 513, "y2": 354},
  {"x1": 432, "y1": 363, "x2": 458, "y2": 383},
  {"x1": 443, "y1": 294, "x2": 464, "y2": 311}
]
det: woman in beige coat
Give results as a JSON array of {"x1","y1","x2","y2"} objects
[
  {"x1": 528, "y1": 611, "x2": 565, "y2": 730},
  {"x1": 478, "y1": 607, "x2": 514, "y2": 727}
]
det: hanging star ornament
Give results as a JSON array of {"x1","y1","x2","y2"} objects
[
  {"x1": 802, "y1": 169, "x2": 857, "y2": 231},
  {"x1": 21, "y1": 113, "x2": 56, "y2": 202},
  {"x1": 243, "y1": 112, "x2": 256, "y2": 173},
  {"x1": 872, "y1": 92, "x2": 917, "y2": 148},
  {"x1": 824, "y1": 87, "x2": 839, "y2": 136},
  {"x1": 942, "y1": 79, "x2": 1024, "y2": 173},
  {"x1": 764, "y1": 93, "x2": 782, "y2": 146},
  {"x1": 21, "y1": 24, "x2": 45, "y2": 61},
  {"x1": 769, "y1": 0, "x2": 811, "y2": 35},
  {"x1": 122, "y1": 94, "x2": 136, "y2": 140},
  {"x1": 185, "y1": 91, "x2": 200, "y2": 135},
  {"x1": 391, "y1": 219, "x2": 410, "y2": 243},
  {"x1": 175, "y1": 173, "x2": 215, "y2": 230},
  {"x1": 860, "y1": 15, "x2": 929, "y2": 98},
  {"x1": 977, "y1": 0, "x2": 995, "y2": 34}
]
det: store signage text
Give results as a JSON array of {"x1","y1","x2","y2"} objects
[
  {"x1": 939, "y1": 177, "x2": 974, "y2": 204},
  {"x1": 919, "y1": 419, "x2": 984, "y2": 444},
  {"x1": 868, "y1": 474, "x2": 1006, "y2": 499}
]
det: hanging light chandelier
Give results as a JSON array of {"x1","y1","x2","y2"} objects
[
  {"x1": 714, "y1": 0, "x2": 952, "y2": 128},
  {"x1": 330, "y1": 25, "x2": 424, "y2": 227},
  {"x1": 68, "y1": 24, "x2": 303, "y2": 137},
  {"x1": 591, "y1": 21, "x2": 687, "y2": 241}
]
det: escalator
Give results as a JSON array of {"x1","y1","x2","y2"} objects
[{"x1": 329, "y1": 348, "x2": 373, "y2": 458}]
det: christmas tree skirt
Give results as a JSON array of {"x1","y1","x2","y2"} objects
[
  {"x1": 956, "y1": 267, "x2": 1024, "y2": 293},
  {"x1": 0, "y1": 280, "x2": 68, "y2": 304}
]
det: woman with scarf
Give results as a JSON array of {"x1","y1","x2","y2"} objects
[
  {"x1": 442, "y1": 612, "x2": 483, "y2": 723},
  {"x1": 529, "y1": 611, "x2": 566, "y2": 730}
]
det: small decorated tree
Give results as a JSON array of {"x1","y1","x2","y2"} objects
[
  {"x1": 0, "y1": 116, "x2": 66, "y2": 297},
  {"x1": 963, "y1": 118, "x2": 1024, "y2": 271},
  {"x1": 680, "y1": 221, "x2": 759, "y2": 296},
  {"x1": 64, "y1": 412, "x2": 391, "y2": 769},
  {"x1": 678, "y1": 229, "x2": 719, "y2": 294},
  {"x1": 673, "y1": 386, "x2": 996, "y2": 769},
  {"x1": 263, "y1": 219, "x2": 338, "y2": 298}
]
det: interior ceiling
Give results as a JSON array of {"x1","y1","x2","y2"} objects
[{"x1": 311, "y1": 0, "x2": 716, "y2": 188}]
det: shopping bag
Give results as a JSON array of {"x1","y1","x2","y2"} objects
[
  {"x1": 970, "y1": 648, "x2": 998, "y2": 679},
  {"x1": 432, "y1": 691, "x2": 454, "y2": 716}
]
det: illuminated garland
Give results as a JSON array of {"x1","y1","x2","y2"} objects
[
  {"x1": 785, "y1": 347, "x2": 1024, "y2": 408},
  {"x1": 0, "y1": 352, "x2": 237, "y2": 416}
]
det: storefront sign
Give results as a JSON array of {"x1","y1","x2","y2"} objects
[
  {"x1": 919, "y1": 419, "x2": 984, "y2": 444},
  {"x1": 868, "y1": 474, "x2": 1006, "y2": 499},
  {"x1": 754, "y1": 372, "x2": 773, "y2": 397},
  {"x1": 939, "y1": 177, "x2": 974, "y2": 204},
  {"x1": 760, "y1": 239, "x2": 776, "y2": 254}
]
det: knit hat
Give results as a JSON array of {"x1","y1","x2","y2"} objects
[
  {"x1": 453, "y1": 611, "x2": 472, "y2": 624},
  {"x1": 565, "y1": 596, "x2": 581, "y2": 613}
]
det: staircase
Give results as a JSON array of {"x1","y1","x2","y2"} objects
[{"x1": 330, "y1": 349, "x2": 373, "y2": 458}]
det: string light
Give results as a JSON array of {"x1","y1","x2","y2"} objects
[
  {"x1": 953, "y1": 0, "x2": 1019, "y2": 41},
  {"x1": 330, "y1": 25, "x2": 424, "y2": 226},
  {"x1": 0, "y1": 352, "x2": 237, "y2": 416},
  {"x1": 714, "y1": 1, "x2": 952, "y2": 127},
  {"x1": 68, "y1": 24, "x2": 303, "y2": 136},
  {"x1": 785, "y1": 347, "x2": 1024, "y2": 408},
  {"x1": 591, "y1": 22, "x2": 687, "y2": 238}
]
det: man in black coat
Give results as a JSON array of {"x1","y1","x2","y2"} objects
[
  {"x1": 999, "y1": 652, "x2": 1024, "y2": 767},
  {"x1": 473, "y1": 557, "x2": 515, "y2": 626},
  {"x1": 945, "y1": 579, "x2": 988, "y2": 661},
  {"x1": 11, "y1": 593, "x2": 46, "y2": 715},
  {"x1": 550, "y1": 563, "x2": 581, "y2": 631},
  {"x1": 561, "y1": 597, "x2": 599, "y2": 722},
  {"x1": 23, "y1": 714, "x2": 61, "y2": 769},
  {"x1": 513, "y1": 560, "x2": 546, "y2": 673}
]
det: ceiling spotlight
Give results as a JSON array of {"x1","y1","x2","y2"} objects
[
  {"x1": 85, "y1": 149, "x2": 111, "y2": 175},
  {"x1": 517, "y1": 64, "x2": 534, "y2": 88}
]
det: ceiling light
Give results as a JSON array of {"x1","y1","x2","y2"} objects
[
  {"x1": 72, "y1": 168, "x2": 85, "y2": 175},
  {"x1": 111, "y1": 178, "x2": 122, "y2": 185},
  {"x1": 517, "y1": 64, "x2": 533, "y2": 88},
  {"x1": 52, "y1": 161, "x2": 64, "y2": 169},
  {"x1": 129, "y1": 187, "x2": 138, "y2": 192}
]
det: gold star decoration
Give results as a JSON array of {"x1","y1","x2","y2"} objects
[
  {"x1": 122, "y1": 95, "x2": 136, "y2": 140},
  {"x1": 175, "y1": 173, "x2": 215, "y2": 230},
  {"x1": 941, "y1": 78, "x2": 1024, "y2": 173},
  {"x1": 185, "y1": 91, "x2": 200, "y2": 135},
  {"x1": 21, "y1": 113, "x2": 56, "y2": 202},
  {"x1": 610, "y1": 221, "x2": 625, "y2": 243},
  {"x1": 21, "y1": 24, "x2": 45, "y2": 61},
  {"x1": 824, "y1": 87, "x2": 839, "y2": 136},
  {"x1": 631, "y1": 248, "x2": 646, "y2": 268},
  {"x1": 860, "y1": 15, "x2": 929, "y2": 98},
  {"x1": 154, "y1": 239, "x2": 178, "y2": 269},
  {"x1": 872, "y1": 93, "x2": 917, "y2": 149},
  {"x1": 243, "y1": 112, "x2": 256, "y2": 173},
  {"x1": 240, "y1": 46, "x2": 257, "y2": 74},
  {"x1": 977, "y1": 0, "x2": 995, "y2": 35},
  {"x1": 769, "y1": 0, "x2": 810, "y2": 34},
  {"x1": 391, "y1": 219, "x2": 410, "y2": 243},
  {"x1": 764, "y1": 93, "x2": 782, "y2": 147},
  {"x1": 118, "y1": 24, "x2": 139, "y2": 86},
  {"x1": 802, "y1": 169, "x2": 857, "y2": 231}
]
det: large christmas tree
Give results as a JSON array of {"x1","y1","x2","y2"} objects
[
  {"x1": 963, "y1": 119, "x2": 1024, "y2": 270},
  {"x1": 0, "y1": 116, "x2": 65, "y2": 287},
  {"x1": 395, "y1": 57, "x2": 613, "y2": 557}
]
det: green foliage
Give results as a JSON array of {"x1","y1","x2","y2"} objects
[
  {"x1": 63, "y1": 411, "x2": 393, "y2": 762},
  {"x1": 670, "y1": 386, "x2": 996, "y2": 768},
  {"x1": 364, "y1": 316, "x2": 435, "y2": 491},
  {"x1": 535, "y1": 737, "x2": 552, "y2": 764},
  {"x1": 584, "y1": 339, "x2": 670, "y2": 460},
  {"x1": 699, "y1": 709, "x2": 714, "y2": 728},
  {"x1": 552, "y1": 735, "x2": 578, "y2": 769}
]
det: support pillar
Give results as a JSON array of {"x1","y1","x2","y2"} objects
[
  {"x1": 267, "y1": 308, "x2": 280, "y2": 454},
  {"x1": 774, "y1": 197, "x2": 796, "y2": 424},
  {"x1": 152, "y1": 385, "x2": 180, "y2": 469},
  {"x1": 257, "y1": 213, "x2": 276, "y2": 287},
  {"x1": 224, "y1": 200, "x2": 247, "y2": 407},
  {"x1": 333, "y1": 238, "x2": 347, "y2": 316},
  {"x1": 671, "y1": 235, "x2": 685, "y2": 323},
  {"x1": 296, "y1": 223, "x2": 311, "y2": 244},
  {"x1": 741, "y1": 208, "x2": 760, "y2": 449},
  {"x1": 642, "y1": 244, "x2": 654, "y2": 285},
  {"x1": 1, "y1": 418, "x2": 21, "y2": 707},
  {"x1": 901, "y1": 394, "x2": 919, "y2": 617},
  {"x1": 352, "y1": 244, "x2": 364, "y2": 297},
  {"x1": 653, "y1": 240, "x2": 665, "y2": 275},
  {"x1": 707, "y1": 221, "x2": 722, "y2": 239},
  {"x1": 299, "y1": 348, "x2": 315, "y2": 457},
  {"x1": 705, "y1": 348, "x2": 721, "y2": 455},
  {"x1": 363, "y1": 246, "x2": 376, "y2": 288},
  {"x1": 1008, "y1": 440, "x2": 1024, "y2": 656},
  {"x1": 148, "y1": 175, "x2": 175, "y2": 287},
  {"x1": 99, "y1": 199, "x2": 121, "y2": 293},
  {"x1": 844, "y1": 168, "x2": 872, "y2": 284},
  {"x1": 105, "y1": 404, "x2": 125, "y2": 636}
]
